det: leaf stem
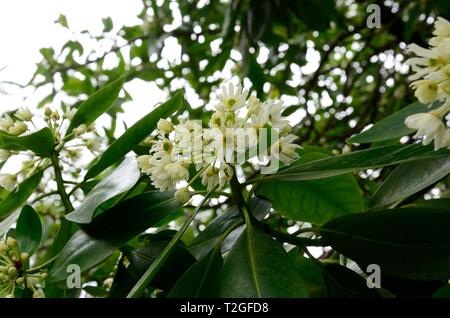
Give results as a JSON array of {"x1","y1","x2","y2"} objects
[{"x1": 126, "y1": 186, "x2": 217, "y2": 298}]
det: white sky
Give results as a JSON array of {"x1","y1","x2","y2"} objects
[{"x1": 0, "y1": 0, "x2": 170, "y2": 124}]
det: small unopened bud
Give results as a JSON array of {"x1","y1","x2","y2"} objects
[
  {"x1": 39, "y1": 272, "x2": 48, "y2": 280},
  {"x1": 51, "y1": 110, "x2": 60, "y2": 120},
  {"x1": 32, "y1": 289, "x2": 44, "y2": 298},
  {"x1": 15, "y1": 107, "x2": 33, "y2": 121},
  {"x1": 174, "y1": 187, "x2": 190, "y2": 204},
  {"x1": 7, "y1": 266, "x2": 18, "y2": 278},
  {"x1": 157, "y1": 119, "x2": 174, "y2": 134},
  {"x1": 8, "y1": 122, "x2": 28, "y2": 136},
  {"x1": 0, "y1": 149, "x2": 10, "y2": 161},
  {"x1": 5, "y1": 294, "x2": 15, "y2": 298},
  {"x1": 20, "y1": 252, "x2": 29, "y2": 263},
  {"x1": 44, "y1": 107, "x2": 52, "y2": 117},
  {"x1": 15, "y1": 277, "x2": 25, "y2": 286},
  {"x1": 73, "y1": 124, "x2": 87, "y2": 137},
  {"x1": 6, "y1": 237, "x2": 17, "y2": 248}
]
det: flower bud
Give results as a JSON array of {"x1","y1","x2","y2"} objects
[
  {"x1": 6, "y1": 237, "x2": 17, "y2": 248},
  {"x1": 413, "y1": 80, "x2": 438, "y2": 104},
  {"x1": 20, "y1": 252, "x2": 29, "y2": 263},
  {"x1": 15, "y1": 107, "x2": 33, "y2": 121},
  {"x1": 15, "y1": 277, "x2": 25, "y2": 287},
  {"x1": 44, "y1": 107, "x2": 52, "y2": 117},
  {"x1": 33, "y1": 289, "x2": 44, "y2": 298},
  {"x1": 73, "y1": 124, "x2": 87, "y2": 137},
  {"x1": 0, "y1": 149, "x2": 10, "y2": 161},
  {"x1": 157, "y1": 119, "x2": 174, "y2": 134},
  {"x1": 7, "y1": 266, "x2": 18, "y2": 278},
  {"x1": 51, "y1": 110, "x2": 60, "y2": 120},
  {"x1": 8, "y1": 122, "x2": 28, "y2": 136},
  {"x1": 174, "y1": 187, "x2": 190, "y2": 204},
  {"x1": 0, "y1": 174, "x2": 16, "y2": 192}
]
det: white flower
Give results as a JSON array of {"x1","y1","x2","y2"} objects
[
  {"x1": 264, "y1": 99, "x2": 289, "y2": 128},
  {"x1": 247, "y1": 95, "x2": 262, "y2": 116},
  {"x1": 432, "y1": 17, "x2": 450, "y2": 42},
  {"x1": 137, "y1": 155, "x2": 153, "y2": 174},
  {"x1": 0, "y1": 174, "x2": 16, "y2": 191},
  {"x1": 164, "y1": 162, "x2": 189, "y2": 181},
  {"x1": 411, "y1": 80, "x2": 438, "y2": 104},
  {"x1": 219, "y1": 164, "x2": 233, "y2": 187},
  {"x1": 217, "y1": 82, "x2": 248, "y2": 111},
  {"x1": 73, "y1": 124, "x2": 87, "y2": 137},
  {"x1": 0, "y1": 150, "x2": 10, "y2": 161},
  {"x1": 8, "y1": 122, "x2": 27, "y2": 136},
  {"x1": 15, "y1": 107, "x2": 32, "y2": 122},
  {"x1": 157, "y1": 119, "x2": 174, "y2": 134},
  {"x1": 0, "y1": 114, "x2": 14, "y2": 132},
  {"x1": 66, "y1": 108, "x2": 77, "y2": 120},
  {"x1": 174, "y1": 187, "x2": 190, "y2": 204},
  {"x1": 201, "y1": 165, "x2": 220, "y2": 190},
  {"x1": 86, "y1": 138, "x2": 102, "y2": 152},
  {"x1": 405, "y1": 112, "x2": 446, "y2": 149},
  {"x1": 271, "y1": 134, "x2": 301, "y2": 165}
]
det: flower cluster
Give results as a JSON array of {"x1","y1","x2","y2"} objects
[
  {"x1": 404, "y1": 17, "x2": 450, "y2": 150},
  {"x1": 0, "y1": 105, "x2": 103, "y2": 193},
  {"x1": 0, "y1": 237, "x2": 46, "y2": 298},
  {"x1": 137, "y1": 82, "x2": 301, "y2": 203}
]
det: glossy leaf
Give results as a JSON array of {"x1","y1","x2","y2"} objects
[
  {"x1": 348, "y1": 102, "x2": 439, "y2": 144},
  {"x1": 370, "y1": 157, "x2": 450, "y2": 209},
  {"x1": 288, "y1": 248, "x2": 326, "y2": 297},
  {"x1": 84, "y1": 91, "x2": 183, "y2": 179},
  {"x1": 432, "y1": 285, "x2": 450, "y2": 298},
  {"x1": 0, "y1": 128, "x2": 54, "y2": 157},
  {"x1": 48, "y1": 191, "x2": 181, "y2": 282},
  {"x1": 220, "y1": 225, "x2": 308, "y2": 297},
  {"x1": 321, "y1": 208, "x2": 450, "y2": 281},
  {"x1": 16, "y1": 205, "x2": 42, "y2": 255},
  {"x1": 65, "y1": 157, "x2": 140, "y2": 223},
  {"x1": 67, "y1": 76, "x2": 125, "y2": 134},
  {"x1": 0, "y1": 170, "x2": 43, "y2": 219},
  {"x1": 267, "y1": 144, "x2": 450, "y2": 182},
  {"x1": 257, "y1": 153, "x2": 364, "y2": 224},
  {"x1": 188, "y1": 197, "x2": 271, "y2": 259},
  {"x1": 168, "y1": 248, "x2": 223, "y2": 298}
]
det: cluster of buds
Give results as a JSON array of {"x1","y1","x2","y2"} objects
[
  {"x1": 0, "y1": 237, "x2": 46, "y2": 298},
  {"x1": 404, "y1": 17, "x2": 450, "y2": 150},
  {"x1": 137, "y1": 82, "x2": 301, "y2": 204},
  {"x1": 0, "y1": 107, "x2": 32, "y2": 136}
]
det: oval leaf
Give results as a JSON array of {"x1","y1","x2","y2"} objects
[
  {"x1": 257, "y1": 153, "x2": 364, "y2": 224},
  {"x1": 348, "y1": 102, "x2": 439, "y2": 144},
  {"x1": 0, "y1": 128, "x2": 54, "y2": 157},
  {"x1": 321, "y1": 208, "x2": 450, "y2": 281},
  {"x1": 85, "y1": 91, "x2": 183, "y2": 179},
  {"x1": 371, "y1": 157, "x2": 450, "y2": 209},
  {"x1": 16, "y1": 205, "x2": 42, "y2": 255},
  {"x1": 0, "y1": 170, "x2": 43, "y2": 219},
  {"x1": 48, "y1": 191, "x2": 181, "y2": 282},
  {"x1": 65, "y1": 157, "x2": 140, "y2": 224},
  {"x1": 67, "y1": 76, "x2": 125, "y2": 133},
  {"x1": 168, "y1": 248, "x2": 223, "y2": 298},
  {"x1": 220, "y1": 225, "x2": 308, "y2": 297}
]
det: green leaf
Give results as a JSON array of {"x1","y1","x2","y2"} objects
[
  {"x1": 404, "y1": 198, "x2": 450, "y2": 210},
  {"x1": 168, "y1": 248, "x2": 223, "y2": 298},
  {"x1": 83, "y1": 286, "x2": 108, "y2": 298},
  {"x1": 102, "y1": 17, "x2": 113, "y2": 32},
  {"x1": 257, "y1": 153, "x2": 364, "y2": 224},
  {"x1": 48, "y1": 191, "x2": 181, "y2": 282},
  {"x1": 0, "y1": 128, "x2": 54, "y2": 157},
  {"x1": 220, "y1": 225, "x2": 308, "y2": 297},
  {"x1": 267, "y1": 144, "x2": 450, "y2": 182},
  {"x1": 67, "y1": 76, "x2": 125, "y2": 134},
  {"x1": 111, "y1": 241, "x2": 196, "y2": 296},
  {"x1": 321, "y1": 264, "x2": 380, "y2": 298},
  {"x1": 370, "y1": 157, "x2": 450, "y2": 209},
  {"x1": 84, "y1": 91, "x2": 183, "y2": 180},
  {"x1": 188, "y1": 197, "x2": 271, "y2": 259},
  {"x1": 0, "y1": 170, "x2": 43, "y2": 219},
  {"x1": 321, "y1": 208, "x2": 450, "y2": 281},
  {"x1": 16, "y1": 205, "x2": 42, "y2": 255},
  {"x1": 288, "y1": 248, "x2": 326, "y2": 297},
  {"x1": 348, "y1": 102, "x2": 439, "y2": 144},
  {"x1": 433, "y1": 285, "x2": 450, "y2": 298},
  {"x1": 65, "y1": 157, "x2": 140, "y2": 224}
]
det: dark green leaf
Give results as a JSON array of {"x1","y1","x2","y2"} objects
[
  {"x1": 67, "y1": 76, "x2": 125, "y2": 134},
  {"x1": 102, "y1": 17, "x2": 113, "y2": 32},
  {"x1": 0, "y1": 128, "x2": 54, "y2": 157},
  {"x1": 168, "y1": 248, "x2": 223, "y2": 298},
  {"x1": 269, "y1": 144, "x2": 450, "y2": 182},
  {"x1": 433, "y1": 285, "x2": 450, "y2": 298},
  {"x1": 84, "y1": 92, "x2": 183, "y2": 179},
  {"x1": 65, "y1": 157, "x2": 140, "y2": 223},
  {"x1": 48, "y1": 191, "x2": 181, "y2": 282},
  {"x1": 288, "y1": 248, "x2": 326, "y2": 297},
  {"x1": 257, "y1": 153, "x2": 364, "y2": 224},
  {"x1": 220, "y1": 225, "x2": 308, "y2": 297},
  {"x1": 188, "y1": 197, "x2": 271, "y2": 259},
  {"x1": 0, "y1": 170, "x2": 43, "y2": 219},
  {"x1": 83, "y1": 286, "x2": 108, "y2": 297},
  {"x1": 16, "y1": 205, "x2": 42, "y2": 255},
  {"x1": 370, "y1": 158, "x2": 450, "y2": 209},
  {"x1": 348, "y1": 102, "x2": 439, "y2": 144},
  {"x1": 321, "y1": 208, "x2": 450, "y2": 281}
]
